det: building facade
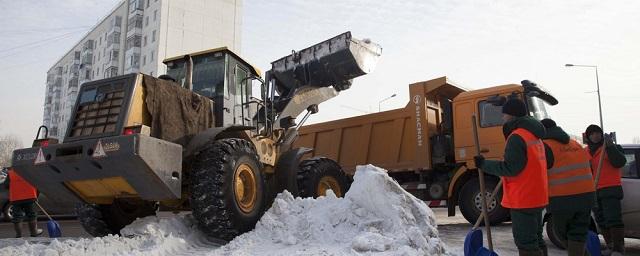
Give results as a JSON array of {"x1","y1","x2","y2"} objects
[{"x1": 44, "y1": 0, "x2": 242, "y2": 140}]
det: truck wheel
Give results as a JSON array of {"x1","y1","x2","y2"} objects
[
  {"x1": 2, "y1": 203, "x2": 13, "y2": 222},
  {"x1": 458, "y1": 177, "x2": 509, "y2": 225},
  {"x1": 190, "y1": 138, "x2": 265, "y2": 241},
  {"x1": 546, "y1": 217, "x2": 567, "y2": 249},
  {"x1": 297, "y1": 158, "x2": 350, "y2": 198},
  {"x1": 77, "y1": 200, "x2": 157, "y2": 237}
]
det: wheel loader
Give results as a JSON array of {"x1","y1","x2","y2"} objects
[{"x1": 11, "y1": 32, "x2": 382, "y2": 240}]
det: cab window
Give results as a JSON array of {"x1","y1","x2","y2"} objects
[
  {"x1": 622, "y1": 149, "x2": 638, "y2": 179},
  {"x1": 478, "y1": 100, "x2": 503, "y2": 127}
]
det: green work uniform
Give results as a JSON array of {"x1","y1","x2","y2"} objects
[
  {"x1": 480, "y1": 116, "x2": 553, "y2": 253},
  {"x1": 544, "y1": 126, "x2": 594, "y2": 243}
]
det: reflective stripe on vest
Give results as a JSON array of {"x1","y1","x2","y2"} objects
[
  {"x1": 8, "y1": 170, "x2": 38, "y2": 202},
  {"x1": 544, "y1": 139, "x2": 595, "y2": 197},
  {"x1": 501, "y1": 128, "x2": 549, "y2": 209},
  {"x1": 588, "y1": 145, "x2": 622, "y2": 189}
]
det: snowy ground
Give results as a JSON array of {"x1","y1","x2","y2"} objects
[{"x1": 0, "y1": 165, "x2": 457, "y2": 256}]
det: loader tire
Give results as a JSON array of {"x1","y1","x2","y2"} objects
[
  {"x1": 76, "y1": 200, "x2": 157, "y2": 237},
  {"x1": 297, "y1": 157, "x2": 350, "y2": 198},
  {"x1": 458, "y1": 177, "x2": 509, "y2": 226},
  {"x1": 190, "y1": 138, "x2": 265, "y2": 241}
]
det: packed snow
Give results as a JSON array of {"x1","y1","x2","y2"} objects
[{"x1": 0, "y1": 165, "x2": 456, "y2": 256}]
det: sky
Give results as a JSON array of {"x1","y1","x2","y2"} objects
[{"x1": 1, "y1": 0, "x2": 639, "y2": 146}]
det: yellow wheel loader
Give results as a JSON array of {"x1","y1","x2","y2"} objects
[{"x1": 11, "y1": 32, "x2": 381, "y2": 240}]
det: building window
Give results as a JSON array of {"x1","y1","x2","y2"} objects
[
  {"x1": 126, "y1": 35, "x2": 142, "y2": 49},
  {"x1": 143, "y1": 36, "x2": 147, "y2": 46},
  {"x1": 152, "y1": 30, "x2": 156, "y2": 42},
  {"x1": 146, "y1": 0, "x2": 150, "y2": 8},
  {"x1": 150, "y1": 50, "x2": 154, "y2": 61},
  {"x1": 145, "y1": 16, "x2": 149, "y2": 27},
  {"x1": 143, "y1": 55, "x2": 146, "y2": 65},
  {"x1": 97, "y1": 67, "x2": 100, "y2": 76},
  {"x1": 127, "y1": 15, "x2": 143, "y2": 32},
  {"x1": 154, "y1": 10, "x2": 157, "y2": 21},
  {"x1": 150, "y1": 71, "x2": 154, "y2": 76}
]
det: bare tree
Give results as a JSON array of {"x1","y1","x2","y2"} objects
[{"x1": 0, "y1": 134, "x2": 23, "y2": 167}]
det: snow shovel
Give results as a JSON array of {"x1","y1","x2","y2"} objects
[
  {"x1": 464, "y1": 115, "x2": 498, "y2": 256},
  {"x1": 34, "y1": 201, "x2": 62, "y2": 238},
  {"x1": 586, "y1": 230, "x2": 601, "y2": 256}
]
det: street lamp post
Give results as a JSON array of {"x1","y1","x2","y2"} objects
[
  {"x1": 378, "y1": 94, "x2": 397, "y2": 112},
  {"x1": 565, "y1": 64, "x2": 603, "y2": 130}
]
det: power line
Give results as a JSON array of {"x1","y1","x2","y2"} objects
[
  {"x1": 0, "y1": 29, "x2": 89, "y2": 54},
  {"x1": 0, "y1": 30, "x2": 89, "y2": 60},
  {"x1": 0, "y1": 26, "x2": 92, "y2": 34}
]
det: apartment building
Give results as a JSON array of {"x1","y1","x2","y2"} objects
[{"x1": 44, "y1": 0, "x2": 242, "y2": 140}]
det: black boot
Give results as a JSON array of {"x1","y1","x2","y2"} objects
[
  {"x1": 567, "y1": 240, "x2": 586, "y2": 256},
  {"x1": 13, "y1": 222, "x2": 23, "y2": 238},
  {"x1": 610, "y1": 227, "x2": 625, "y2": 255},
  {"x1": 28, "y1": 220, "x2": 43, "y2": 237},
  {"x1": 518, "y1": 249, "x2": 543, "y2": 256}
]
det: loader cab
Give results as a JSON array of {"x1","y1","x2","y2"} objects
[{"x1": 163, "y1": 47, "x2": 262, "y2": 127}]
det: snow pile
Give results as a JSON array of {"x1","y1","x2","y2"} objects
[
  {"x1": 0, "y1": 164, "x2": 454, "y2": 256},
  {"x1": 0, "y1": 215, "x2": 217, "y2": 256},
  {"x1": 217, "y1": 164, "x2": 453, "y2": 255}
]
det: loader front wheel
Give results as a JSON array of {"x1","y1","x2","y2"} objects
[
  {"x1": 190, "y1": 138, "x2": 265, "y2": 241},
  {"x1": 76, "y1": 200, "x2": 157, "y2": 237},
  {"x1": 297, "y1": 158, "x2": 350, "y2": 198}
]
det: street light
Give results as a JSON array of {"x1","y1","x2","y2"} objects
[
  {"x1": 565, "y1": 64, "x2": 603, "y2": 130},
  {"x1": 378, "y1": 93, "x2": 397, "y2": 112}
]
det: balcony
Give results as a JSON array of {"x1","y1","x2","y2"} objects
[
  {"x1": 82, "y1": 40, "x2": 95, "y2": 52},
  {"x1": 127, "y1": 14, "x2": 143, "y2": 34}
]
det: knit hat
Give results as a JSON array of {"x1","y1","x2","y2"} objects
[
  {"x1": 540, "y1": 118, "x2": 557, "y2": 129},
  {"x1": 585, "y1": 124, "x2": 602, "y2": 136},
  {"x1": 502, "y1": 98, "x2": 527, "y2": 117}
]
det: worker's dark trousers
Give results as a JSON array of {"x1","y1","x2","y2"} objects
[
  {"x1": 551, "y1": 209, "x2": 591, "y2": 242},
  {"x1": 10, "y1": 200, "x2": 37, "y2": 223},
  {"x1": 594, "y1": 186, "x2": 624, "y2": 229},
  {"x1": 511, "y1": 207, "x2": 546, "y2": 252}
]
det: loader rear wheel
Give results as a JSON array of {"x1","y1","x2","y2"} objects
[
  {"x1": 190, "y1": 138, "x2": 265, "y2": 241},
  {"x1": 76, "y1": 200, "x2": 157, "y2": 237},
  {"x1": 458, "y1": 177, "x2": 509, "y2": 226},
  {"x1": 297, "y1": 158, "x2": 350, "y2": 198}
]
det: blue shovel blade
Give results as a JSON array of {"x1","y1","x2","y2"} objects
[
  {"x1": 464, "y1": 229, "x2": 483, "y2": 256},
  {"x1": 586, "y1": 231, "x2": 601, "y2": 256},
  {"x1": 47, "y1": 220, "x2": 62, "y2": 238}
]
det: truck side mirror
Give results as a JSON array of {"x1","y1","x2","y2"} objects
[{"x1": 487, "y1": 95, "x2": 506, "y2": 106}]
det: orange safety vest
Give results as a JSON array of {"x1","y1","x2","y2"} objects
[
  {"x1": 544, "y1": 139, "x2": 595, "y2": 197},
  {"x1": 8, "y1": 170, "x2": 38, "y2": 202},
  {"x1": 588, "y1": 146, "x2": 622, "y2": 189},
  {"x1": 501, "y1": 128, "x2": 549, "y2": 209}
]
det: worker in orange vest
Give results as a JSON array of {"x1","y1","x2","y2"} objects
[
  {"x1": 584, "y1": 124, "x2": 626, "y2": 255},
  {"x1": 5, "y1": 169, "x2": 43, "y2": 238},
  {"x1": 541, "y1": 119, "x2": 595, "y2": 256},
  {"x1": 474, "y1": 98, "x2": 552, "y2": 256}
]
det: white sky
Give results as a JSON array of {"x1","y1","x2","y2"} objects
[{"x1": 1, "y1": 0, "x2": 639, "y2": 146}]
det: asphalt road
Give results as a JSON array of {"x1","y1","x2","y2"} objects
[{"x1": 0, "y1": 209, "x2": 639, "y2": 255}]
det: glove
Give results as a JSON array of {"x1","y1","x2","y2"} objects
[
  {"x1": 604, "y1": 134, "x2": 614, "y2": 146},
  {"x1": 474, "y1": 155, "x2": 485, "y2": 168}
]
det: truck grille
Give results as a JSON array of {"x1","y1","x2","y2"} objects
[{"x1": 69, "y1": 90, "x2": 125, "y2": 137}]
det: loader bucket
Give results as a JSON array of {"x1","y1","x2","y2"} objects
[{"x1": 270, "y1": 31, "x2": 382, "y2": 95}]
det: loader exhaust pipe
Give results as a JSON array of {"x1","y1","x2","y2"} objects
[{"x1": 184, "y1": 55, "x2": 193, "y2": 90}]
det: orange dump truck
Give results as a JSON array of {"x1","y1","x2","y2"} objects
[{"x1": 293, "y1": 76, "x2": 558, "y2": 224}]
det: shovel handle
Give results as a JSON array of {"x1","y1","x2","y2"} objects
[
  {"x1": 473, "y1": 179, "x2": 503, "y2": 229},
  {"x1": 471, "y1": 114, "x2": 494, "y2": 251},
  {"x1": 34, "y1": 201, "x2": 54, "y2": 222}
]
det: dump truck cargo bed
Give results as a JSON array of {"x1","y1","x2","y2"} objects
[{"x1": 11, "y1": 134, "x2": 182, "y2": 204}]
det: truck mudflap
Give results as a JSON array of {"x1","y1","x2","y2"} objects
[{"x1": 11, "y1": 134, "x2": 182, "y2": 205}]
